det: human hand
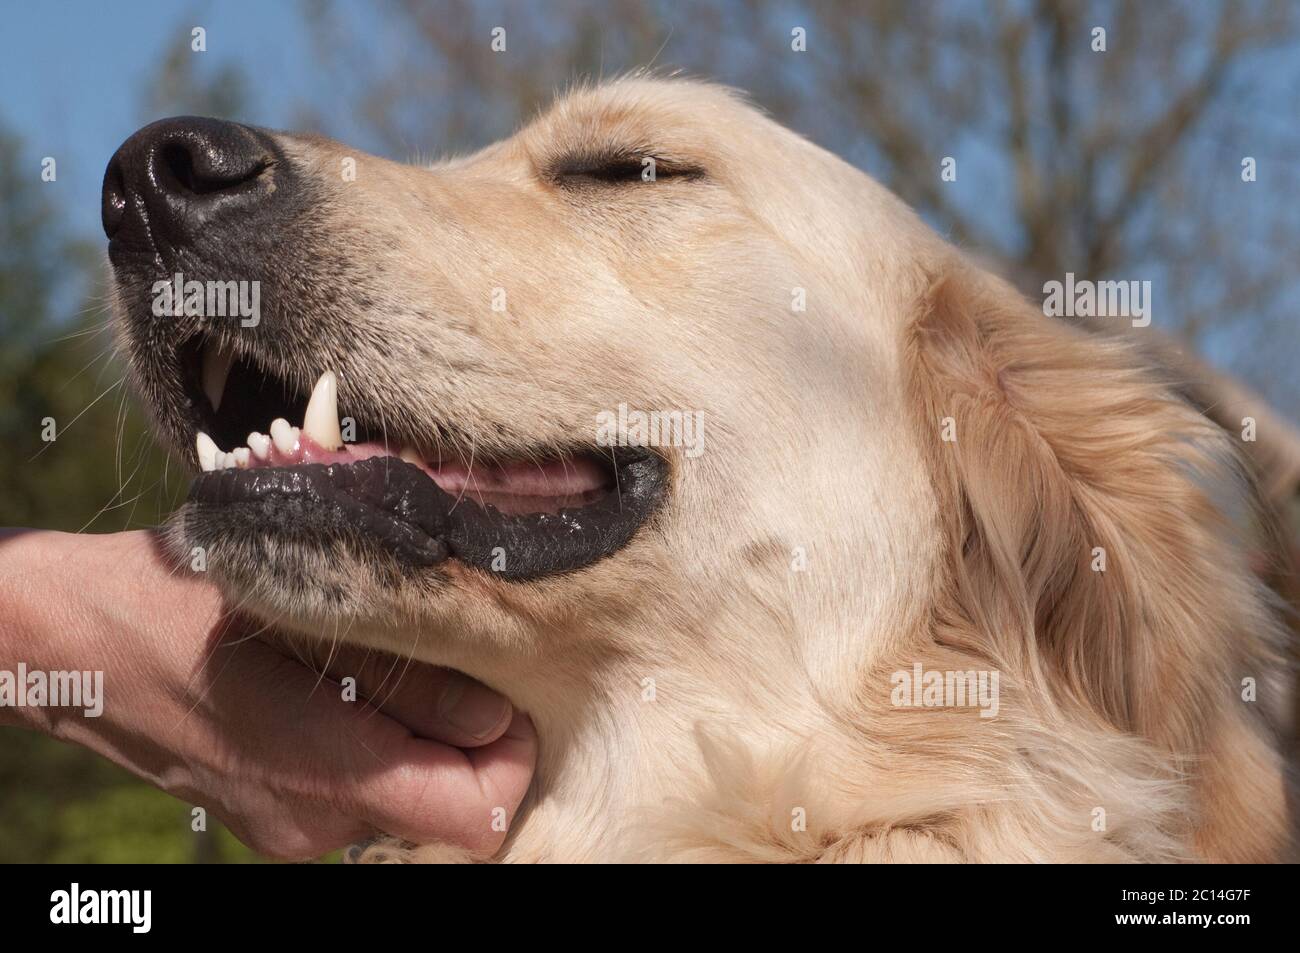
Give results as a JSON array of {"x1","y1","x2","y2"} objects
[{"x1": 0, "y1": 529, "x2": 535, "y2": 860}]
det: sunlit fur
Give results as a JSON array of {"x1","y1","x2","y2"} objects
[{"x1": 154, "y1": 77, "x2": 1289, "y2": 862}]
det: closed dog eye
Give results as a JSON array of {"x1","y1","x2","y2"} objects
[{"x1": 548, "y1": 149, "x2": 705, "y2": 186}]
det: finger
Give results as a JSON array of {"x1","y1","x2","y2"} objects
[
  {"x1": 465, "y1": 710, "x2": 538, "y2": 824},
  {"x1": 188, "y1": 639, "x2": 408, "y2": 858},
  {"x1": 310, "y1": 642, "x2": 513, "y2": 747},
  {"x1": 350, "y1": 711, "x2": 538, "y2": 855},
  {"x1": 201, "y1": 635, "x2": 532, "y2": 856}
]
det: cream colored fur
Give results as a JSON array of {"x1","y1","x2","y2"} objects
[{"x1": 187, "y1": 78, "x2": 1289, "y2": 862}]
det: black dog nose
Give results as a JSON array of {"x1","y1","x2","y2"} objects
[{"x1": 102, "y1": 117, "x2": 276, "y2": 246}]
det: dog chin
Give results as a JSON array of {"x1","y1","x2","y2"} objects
[{"x1": 166, "y1": 507, "x2": 429, "y2": 629}]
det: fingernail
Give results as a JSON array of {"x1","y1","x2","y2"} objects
[{"x1": 437, "y1": 674, "x2": 510, "y2": 740}]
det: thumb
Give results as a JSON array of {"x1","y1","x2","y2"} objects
[{"x1": 346, "y1": 710, "x2": 537, "y2": 855}]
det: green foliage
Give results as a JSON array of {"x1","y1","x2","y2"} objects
[{"x1": 0, "y1": 729, "x2": 258, "y2": 864}]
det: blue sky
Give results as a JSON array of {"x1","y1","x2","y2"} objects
[{"x1": 1, "y1": 0, "x2": 355, "y2": 240}]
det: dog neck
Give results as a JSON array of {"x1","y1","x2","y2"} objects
[
  {"x1": 410, "y1": 560, "x2": 925, "y2": 861},
  {"x1": 461, "y1": 626, "x2": 821, "y2": 861}
]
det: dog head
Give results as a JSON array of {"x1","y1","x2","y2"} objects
[
  {"x1": 106, "y1": 78, "x2": 941, "y2": 665},
  {"x1": 108, "y1": 77, "x2": 1287, "y2": 861}
]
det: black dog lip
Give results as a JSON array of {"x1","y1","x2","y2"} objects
[
  {"x1": 187, "y1": 450, "x2": 669, "y2": 580},
  {"x1": 192, "y1": 457, "x2": 451, "y2": 566}
]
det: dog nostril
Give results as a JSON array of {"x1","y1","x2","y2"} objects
[
  {"x1": 161, "y1": 143, "x2": 200, "y2": 194},
  {"x1": 159, "y1": 140, "x2": 269, "y2": 197}
]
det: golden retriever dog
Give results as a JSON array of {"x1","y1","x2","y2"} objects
[{"x1": 104, "y1": 77, "x2": 1291, "y2": 862}]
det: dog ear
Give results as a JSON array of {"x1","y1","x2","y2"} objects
[{"x1": 903, "y1": 262, "x2": 1288, "y2": 860}]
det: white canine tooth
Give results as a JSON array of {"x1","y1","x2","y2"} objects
[
  {"x1": 201, "y1": 343, "x2": 236, "y2": 413},
  {"x1": 247, "y1": 432, "x2": 271, "y2": 461},
  {"x1": 270, "y1": 418, "x2": 298, "y2": 454},
  {"x1": 196, "y1": 431, "x2": 218, "y2": 472},
  {"x1": 232, "y1": 447, "x2": 251, "y2": 468},
  {"x1": 399, "y1": 445, "x2": 423, "y2": 466},
  {"x1": 302, "y1": 371, "x2": 343, "y2": 450}
]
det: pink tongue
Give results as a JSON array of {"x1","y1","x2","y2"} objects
[
  {"x1": 262, "y1": 436, "x2": 607, "y2": 497},
  {"x1": 429, "y1": 456, "x2": 607, "y2": 496}
]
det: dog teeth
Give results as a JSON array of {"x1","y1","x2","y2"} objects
[
  {"x1": 302, "y1": 371, "x2": 343, "y2": 450},
  {"x1": 197, "y1": 371, "x2": 355, "y2": 471},
  {"x1": 399, "y1": 445, "x2": 424, "y2": 466},
  {"x1": 196, "y1": 431, "x2": 219, "y2": 472},
  {"x1": 201, "y1": 343, "x2": 236, "y2": 413},
  {"x1": 247, "y1": 432, "x2": 271, "y2": 461},
  {"x1": 269, "y1": 418, "x2": 299, "y2": 454}
]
